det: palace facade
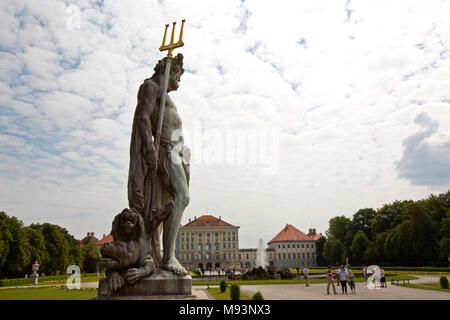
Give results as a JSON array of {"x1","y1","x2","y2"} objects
[
  {"x1": 267, "y1": 224, "x2": 322, "y2": 269},
  {"x1": 175, "y1": 215, "x2": 240, "y2": 271}
]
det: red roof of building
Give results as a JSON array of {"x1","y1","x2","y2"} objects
[
  {"x1": 97, "y1": 234, "x2": 114, "y2": 245},
  {"x1": 268, "y1": 224, "x2": 322, "y2": 244},
  {"x1": 183, "y1": 215, "x2": 237, "y2": 228}
]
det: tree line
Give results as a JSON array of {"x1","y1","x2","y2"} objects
[
  {"x1": 0, "y1": 212, "x2": 100, "y2": 278},
  {"x1": 314, "y1": 190, "x2": 450, "y2": 267}
]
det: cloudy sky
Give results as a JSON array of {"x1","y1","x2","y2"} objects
[{"x1": 1, "y1": 0, "x2": 449, "y2": 248}]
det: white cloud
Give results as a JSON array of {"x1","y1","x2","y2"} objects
[{"x1": 0, "y1": 0, "x2": 449, "y2": 247}]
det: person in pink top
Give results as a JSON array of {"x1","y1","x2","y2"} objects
[{"x1": 326, "y1": 265, "x2": 337, "y2": 294}]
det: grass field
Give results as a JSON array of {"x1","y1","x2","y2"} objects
[
  {"x1": 2, "y1": 276, "x2": 104, "y2": 288},
  {"x1": 0, "y1": 287, "x2": 97, "y2": 300},
  {"x1": 400, "y1": 282, "x2": 450, "y2": 293},
  {"x1": 207, "y1": 287, "x2": 251, "y2": 300}
]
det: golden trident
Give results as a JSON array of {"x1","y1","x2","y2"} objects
[{"x1": 159, "y1": 19, "x2": 185, "y2": 58}]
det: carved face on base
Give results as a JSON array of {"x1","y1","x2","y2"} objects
[{"x1": 110, "y1": 208, "x2": 143, "y2": 242}]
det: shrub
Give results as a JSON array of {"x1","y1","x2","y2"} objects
[
  {"x1": 230, "y1": 284, "x2": 240, "y2": 300},
  {"x1": 279, "y1": 269, "x2": 296, "y2": 280},
  {"x1": 440, "y1": 276, "x2": 449, "y2": 289},
  {"x1": 219, "y1": 280, "x2": 227, "y2": 293},
  {"x1": 252, "y1": 291, "x2": 264, "y2": 300}
]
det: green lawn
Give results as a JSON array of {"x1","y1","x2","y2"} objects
[
  {"x1": 0, "y1": 287, "x2": 97, "y2": 300},
  {"x1": 401, "y1": 282, "x2": 450, "y2": 293},
  {"x1": 207, "y1": 287, "x2": 251, "y2": 300}
]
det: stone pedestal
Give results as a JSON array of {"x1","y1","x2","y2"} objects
[
  {"x1": 95, "y1": 268, "x2": 194, "y2": 299},
  {"x1": 29, "y1": 273, "x2": 39, "y2": 284}
]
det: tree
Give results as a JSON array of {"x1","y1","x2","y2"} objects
[
  {"x1": 40, "y1": 223, "x2": 81, "y2": 274},
  {"x1": 350, "y1": 231, "x2": 370, "y2": 265},
  {"x1": 439, "y1": 237, "x2": 450, "y2": 262},
  {"x1": 325, "y1": 240, "x2": 346, "y2": 265},
  {"x1": 441, "y1": 215, "x2": 450, "y2": 239},
  {"x1": 81, "y1": 242, "x2": 100, "y2": 273},
  {"x1": 22, "y1": 225, "x2": 50, "y2": 273},
  {"x1": 371, "y1": 200, "x2": 411, "y2": 234},
  {"x1": 384, "y1": 222, "x2": 414, "y2": 265},
  {"x1": 326, "y1": 216, "x2": 352, "y2": 243},
  {"x1": 0, "y1": 212, "x2": 27, "y2": 277},
  {"x1": 363, "y1": 245, "x2": 375, "y2": 264},
  {"x1": 405, "y1": 203, "x2": 439, "y2": 265},
  {"x1": 374, "y1": 231, "x2": 389, "y2": 262},
  {"x1": 0, "y1": 212, "x2": 14, "y2": 273},
  {"x1": 422, "y1": 191, "x2": 450, "y2": 225},
  {"x1": 352, "y1": 208, "x2": 376, "y2": 240},
  {"x1": 315, "y1": 236, "x2": 327, "y2": 266}
]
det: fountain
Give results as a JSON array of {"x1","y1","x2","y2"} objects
[
  {"x1": 256, "y1": 238, "x2": 266, "y2": 268},
  {"x1": 242, "y1": 239, "x2": 275, "y2": 280}
]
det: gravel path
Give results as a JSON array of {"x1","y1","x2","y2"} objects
[{"x1": 239, "y1": 276, "x2": 450, "y2": 300}]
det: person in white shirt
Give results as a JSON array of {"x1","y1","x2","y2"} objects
[
  {"x1": 339, "y1": 266, "x2": 348, "y2": 294},
  {"x1": 302, "y1": 266, "x2": 310, "y2": 286}
]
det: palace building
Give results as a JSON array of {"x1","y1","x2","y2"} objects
[
  {"x1": 175, "y1": 215, "x2": 240, "y2": 271},
  {"x1": 267, "y1": 224, "x2": 322, "y2": 269}
]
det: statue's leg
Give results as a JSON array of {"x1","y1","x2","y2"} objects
[{"x1": 160, "y1": 157, "x2": 189, "y2": 275}]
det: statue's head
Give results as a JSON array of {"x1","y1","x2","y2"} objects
[
  {"x1": 111, "y1": 208, "x2": 145, "y2": 241},
  {"x1": 152, "y1": 53, "x2": 184, "y2": 92}
]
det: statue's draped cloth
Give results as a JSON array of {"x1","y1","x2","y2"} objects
[{"x1": 127, "y1": 95, "x2": 190, "y2": 264}]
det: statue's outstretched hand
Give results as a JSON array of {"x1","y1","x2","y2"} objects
[
  {"x1": 108, "y1": 271, "x2": 124, "y2": 291},
  {"x1": 125, "y1": 268, "x2": 143, "y2": 284}
]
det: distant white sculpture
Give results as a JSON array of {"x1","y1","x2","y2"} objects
[{"x1": 29, "y1": 260, "x2": 39, "y2": 284}]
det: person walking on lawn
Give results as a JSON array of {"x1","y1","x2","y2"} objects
[
  {"x1": 326, "y1": 265, "x2": 337, "y2": 294},
  {"x1": 339, "y1": 265, "x2": 348, "y2": 294}
]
